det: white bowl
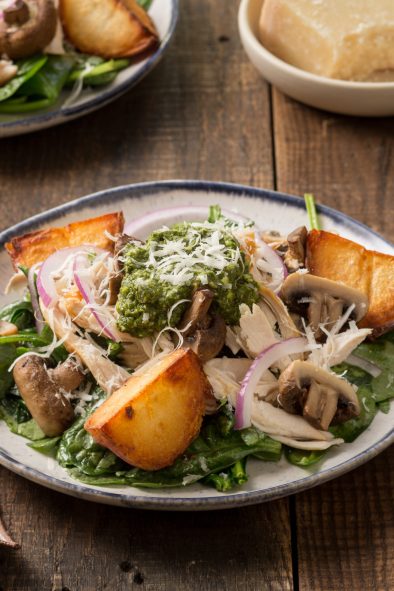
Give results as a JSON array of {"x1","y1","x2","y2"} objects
[{"x1": 238, "y1": 0, "x2": 394, "y2": 117}]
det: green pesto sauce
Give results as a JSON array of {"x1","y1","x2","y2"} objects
[{"x1": 116, "y1": 222, "x2": 259, "y2": 337}]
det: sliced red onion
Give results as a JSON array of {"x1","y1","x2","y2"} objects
[
  {"x1": 73, "y1": 253, "x2": 121, "y2": 342},
  {"x1": 346, "y1": 353, "x2": 382, "y2": 378},
  {"x1": 27, "y1": 266, "x2": 45, "y2": 334},
  {"x1": 37, "y1": 245, "x2": 106, "y2": 308},
  {"x1": 254, "y1": 234, "x2": 287, "y2": 293},
  {"x1": 235, "y1": 337, "x2": 312, "y2": 430},
  {"x1": 124, "y1": 205, "x2": 248, "y2": 239}
]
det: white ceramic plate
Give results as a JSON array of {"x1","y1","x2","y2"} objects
[
  {"x1": 0, "y1": 181, "x2": 393, "y2": 510},
  {"x1": 0, "y1": 0, "x2": 178, "y2": 138},
  {"x1": 238, "y1": 0, "x2": 394, "y2": 117}
]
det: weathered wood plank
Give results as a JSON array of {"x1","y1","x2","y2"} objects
[
  {"x1": 272, "y1": 89, "x2": 394, "y2": 240},
  {"x1": 0, "y1": 469, "x2": 293, "y2": 591},
  {"x1": 296, "y1": 449, "x2": 394, "y2": 591},
  {"x1": 272, "y1": 88, "x2": 394, "y2": 590}
]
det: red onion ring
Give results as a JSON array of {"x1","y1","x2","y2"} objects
[
  {"x1": 234, "y1": 337, "x2": 312, "y2": 430},
  {"x1": 37, "y1": 245, "x2": 106, "y2": 308},
  {"x1": 254, "y1": 233, "x2": 288, "y2": 293},
  {"x1": 124, "y1": 205, "x2": 248, "y2": 239},
  {"x1": 73, "y1": 253, "x2": 121, "y2": 342}
]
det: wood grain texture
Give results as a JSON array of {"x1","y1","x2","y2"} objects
[
  {"x1": 0, "y1": 470, "x2": 292, "y2": 591},
  {"x1": 272, "y1": 88, "x2": 394, "y2": 590},
  {"x1": 295, "y1": 449, "x2": 394, "y2": 591},
  {"x1": 272, "y1": 89, "x2": 394, "y2": 241},
  {"x1": 0, "y1": 0, "x2": 273, "y2": 233}
]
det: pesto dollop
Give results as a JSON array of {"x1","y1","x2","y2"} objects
[{"x1": 116, "y1": 222, "x2": 259, "y2": 337}]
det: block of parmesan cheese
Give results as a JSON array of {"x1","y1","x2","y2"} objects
[{"x1": 259, "y1": 0, "x2": 394, "y2": 81}]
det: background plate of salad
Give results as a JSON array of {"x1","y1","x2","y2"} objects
[
  {"x1": 0, "y1": 181, "x2": 393, "y2": 510},
  {"x1": 0, "y1": 0, "x2": 178, "y2": 138}
]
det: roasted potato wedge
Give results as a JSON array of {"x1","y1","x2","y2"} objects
[
  {"x1": 59, "y1": 0, "x2": 159, "y2": 59},
  {"x1": 307, "y1": 230, "x2": 394, "y2": 331},
  {"x1": 6, "y1": 212, "x2": 124, "y2": 269},
  {"x1": 85, "y1": 349, "x2": 210, "y2": 471}
]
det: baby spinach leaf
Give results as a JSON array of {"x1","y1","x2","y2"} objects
[
  {"x1": 28, "y1": 436, "x2": 61, "y2": 456},
  {"x1": 0, "y1": 344, "x2": 19, "y2": 398},
  {"x1": 352, "y1": 335, "x2": 394, "y2": 403},
  {"x1": 0, "y1": 387, "x2": 31, "y2": 422},
  {"x1": 0, "y1": 55, "x2": 48, "y2": 103},
  {"x1": 67, "y1": 58, "x2": 129, "y2": 87},
  {"x1": 285, "y1": 447, "x2": 327, "y2": 467},
  {"x1": 0, "y1": 299, "x2": 34, "y2": 330}
]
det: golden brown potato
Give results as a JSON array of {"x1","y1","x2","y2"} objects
[
  {"x1": 5, "y1": 212, "x2": 124, "y2": 269},
  {"x1": 85, "y1": 349, "x2": 211, "y2": 470},
  {"x1": 59, "y1": 0, "x2": 159, "y2": 59},
  {"x1": 307, "y1": 230, "x2": 394, "y2": 331}
]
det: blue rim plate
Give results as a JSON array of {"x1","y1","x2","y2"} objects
[
  {"x1": 0, "y1": 181, "x2": 392, "y2": 510},
  {"x1": 0, "y1": 0, "x2": 179, "y2": 138}
]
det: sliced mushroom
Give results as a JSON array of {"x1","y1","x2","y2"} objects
[
  {"x1": 180, "y1": 288, "x2": 226, "y2": 363},
  {"x1": 280, "y1": 273, "x2": 369, "y2": 341},
  {"x1": 184, "y1": 314, "x2": 226, "y2": 363},
  {"x1": 108, "y1": 234, "x2": 139, "y2": 305},
  {"x1": 0, "y1": 0, "x2": 57, "y2": 60},
  {"x1": 284, "y1": 226, "x2": 307, "y2": 271},
  {"x1": 13, "y1": 355, "x2": 84, "y2": 437},
  {"x1": 0, "y1": 320, "x2": 18, "y2": 336},
  {"x1": 178, "y1": 288, "x2": 213, "y2": 335},
  {"x1": 278, "y1": 360, "x2": 360, "y2": 431}
]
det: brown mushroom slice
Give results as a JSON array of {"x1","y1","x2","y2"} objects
[
  {"x1": 280, "y1": 273, "x2": 369, "y2": 341},
  {"x1": 0, "y1": 0, "x2": 57, "y2": 59},
  {"x1": 278, "y1": 360, "x2": 360, "y2": 431},
  {"x1": 13, "y1": 355, "x2": 78, "y2": 437},
  {"x1": 178, "y1": 288, "x2": 226, "y2": 363},
  {"x1": 108, "y1": 234, "x2": 140, "y2": 305},
  {"x1": 185, "y1": 314, "x2": 226, "y2": 363},
  {"x1": 178, "y1": 288, "x2": 214, "y2": 335},
  {"x1": 284, "y1": 226, "x2": 308, "y2": 271}
]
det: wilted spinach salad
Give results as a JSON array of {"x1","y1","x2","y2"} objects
[
  {"x1": 0, "y1": 0, "x2": 157, "y2": 114},
  {"x1": 0, "y1": 200, "x2": 393, "y2": 493}
]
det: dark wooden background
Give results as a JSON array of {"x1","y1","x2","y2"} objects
[{"x1": 0, "y1": 2, "x2": 393, "y2": 590}]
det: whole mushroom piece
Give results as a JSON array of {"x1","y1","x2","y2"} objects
[
  {"x1": 13, "y1": 355, "x2": 84, "y2": 437},
  {"x1": 0, "y1": 0, "x2": 57, "y2": 60},
  {"x1": 280, "y1": 273, "x2": 369, "y2": 341},
  {"x1": 179, "y1": 288, "x2": 226, "y2": 363},
  {"x1": 278, "y1": 360, "x2": 360, "y2": 431}
]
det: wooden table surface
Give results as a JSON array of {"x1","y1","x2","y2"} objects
[{"x1": 0, "y1": 2, "x2": 393, "y2": 590}]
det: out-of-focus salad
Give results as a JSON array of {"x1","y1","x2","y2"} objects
[
  {"x1": 0, "y1": 0, "x2": 158, "y2": 113},
  {"x1": 0, "y1": 197, "x2": 393, "y2": 492}
]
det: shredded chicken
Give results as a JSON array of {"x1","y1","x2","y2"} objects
[
  {"x1": 41, "y1": 304, "x2": 129, "y2": 394},
  {"x1": 203, "y1": 357, "x2": 344, "y2": 450}
]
